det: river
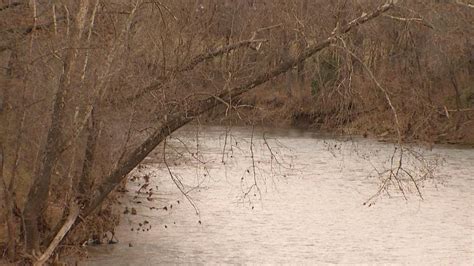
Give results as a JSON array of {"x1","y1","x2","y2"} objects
[{"x1": 82, "y1": 126, "x2": 474, "y2": 265}]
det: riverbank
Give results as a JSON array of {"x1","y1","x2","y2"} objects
[{"x1": 203, "y1": 86, "x2": 474, "y2": 147}]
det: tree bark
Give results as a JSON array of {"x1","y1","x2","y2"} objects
[
  {"x1": 78, "y1": 106, "x2": 101, "y2": 198},
  {"x1": 0, "y1": 32, "x2": 16, "y2": 262},
  {"x1": 1, "y1": 144, "x2": 16, "y2": 261},
  {"x1": 22, "y1": 0, "x2": 90, "y2": 253}
]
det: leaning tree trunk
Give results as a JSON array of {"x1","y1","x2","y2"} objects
[{"x1": 82, "y1": 1, "x2": 397, "y2": 218}]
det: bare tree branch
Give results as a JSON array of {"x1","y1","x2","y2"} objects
[
  {"x1": 82, "y1": 0, "x2": 396, "y2": 218},
  {"x1": 119, "y1": 38, "x2": 268, "y2": 105}
]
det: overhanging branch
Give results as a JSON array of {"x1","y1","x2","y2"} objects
[{"x1": 82, "y1": 0, "x2": 396, "y2": 218}]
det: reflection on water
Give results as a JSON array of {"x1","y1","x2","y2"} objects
[{"x1": 82, "y1": 126, "x2": 474, "y2": 265}]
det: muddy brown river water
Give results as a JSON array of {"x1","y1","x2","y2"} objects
[{"x1": 82, "y1": 126, "x2": 473, "y2": 265}]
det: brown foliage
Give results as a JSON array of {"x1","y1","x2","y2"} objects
[{"x1": 0, "y1": 0, "x2": 471, "y2": 263}]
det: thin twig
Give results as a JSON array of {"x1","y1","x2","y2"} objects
[{"x1": 163, "y1": 138, "x2": 200, "y2": 215}]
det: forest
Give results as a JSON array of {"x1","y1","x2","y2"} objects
[{"x1": 0, "y1": 0, "x2": 473, "y2": 264}]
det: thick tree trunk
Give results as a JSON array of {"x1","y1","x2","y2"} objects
[
  {"x1": 0, "y1": 35, "x2": 16, "y2": 262},
  {"x1": 22, "y1": 0, "x2": 90, "y2": 253},
  {"x1": 1, "y1": 143, "x2": 16, "y2": 261},
  {"x1": 78, "y1": 106, "x2": 101, "y2": 198}
]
